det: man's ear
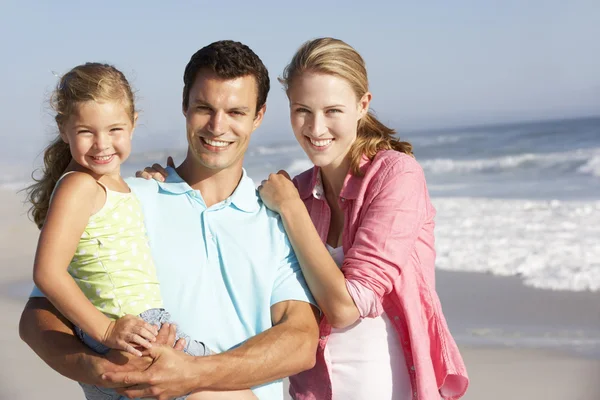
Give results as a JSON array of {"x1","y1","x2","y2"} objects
[
  {"x1": 182, "y1": 100, "x2": 189, "y2": 118},
  {"x1": 252, "y1": 104, "x2": 267, "y2": 131}
]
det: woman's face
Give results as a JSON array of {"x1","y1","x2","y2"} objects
[{"x1": 287, "y1": 71, "x2": 370, "y2": 171}]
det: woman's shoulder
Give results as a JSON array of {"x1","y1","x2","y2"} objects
[
  {"x1": 370, "y1": 150, "x2": 424, "y2": 177},
  {"x1": 292, "y1": 166, "x2": 317, "y2": 195}
]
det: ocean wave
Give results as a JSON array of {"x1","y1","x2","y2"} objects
[
  {"x1": 421, "y1": 147, "x2": 600, "y2": 176},
  {"x1": 433, "y1": 197, "x2": 600, "y2": 292},
  {"x1": 285, "y1": 159, "x2": 313, "y2": 175},
  {"x1": 410, "y1": 132, "x2": 486, "y2": 147},
  {"x1": 577, "y1": 154, "x2": 600, "y2": 177},
  {"x1": 250, "y1": 144, "x2": 300, "y2": 156}
]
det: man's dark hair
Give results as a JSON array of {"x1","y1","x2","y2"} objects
[{"x1": 182, "y1": 40, "x2": 270, "y2": 114}]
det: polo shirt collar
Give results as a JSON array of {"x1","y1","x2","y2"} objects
[
  {"x1": 157, "y1": 167, "x2": 259, "y2": 213},
  {"x1": 156, "y1": 167, "x2": 193, "y2": 195},
  {"x1": 229, "y1": 169, "x2": 260, "y2": 213}
]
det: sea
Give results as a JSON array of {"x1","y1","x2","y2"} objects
[{"x1": 4, "y1": 116, "x2": 599, "y2": 293}]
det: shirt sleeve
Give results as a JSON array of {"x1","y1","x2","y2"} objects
[
  {"x1": 342, "y1": 158, "x2": 430, "y2": 318},
  {"x1": 270, "y1": 219, "x2": 318, "y2": 309}
]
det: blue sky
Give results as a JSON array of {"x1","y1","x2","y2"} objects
[{"x1": 1, "y1": 0, "x2": 598, "y2": 161}]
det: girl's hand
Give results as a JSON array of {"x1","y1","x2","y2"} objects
[
  {"x1": 135, "y1": 157, "x2": 175, "y2": 182},
  {"x1": 258, "y1": 170, "x2": 302, "y2": 214},
  {"x1": 103, "y1": 314, "x2": 159, "y2": 357}
]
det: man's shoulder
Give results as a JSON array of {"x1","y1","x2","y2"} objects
[{"x1": 125, "y1": 176, "x2": 161, "y2": 194}]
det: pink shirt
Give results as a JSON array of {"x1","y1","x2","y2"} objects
[{"x1": 289, "y1": 151, "x2": 469, "y2": 400}]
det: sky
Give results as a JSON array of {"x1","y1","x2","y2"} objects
[{"x1": 1, "y1": 0, "x2": 599, "y2": 163}]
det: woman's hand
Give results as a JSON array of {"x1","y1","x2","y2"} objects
[
  {"x1": 135, "y1": 157, "x2": 175, "y2": 182},
  {"x1": 258, "y1": 170, "x2": 303, "y2": 214}
]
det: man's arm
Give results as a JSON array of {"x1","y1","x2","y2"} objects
[
  {"x1": 103, "y1": 299, "x2": 319, "y2": 399},
  {"x1": 19, "y1": 297, "x2": 115, "y2": 385},
  {"x1": 200, "y1": 299, "x2": 319, "y2": 388},
  {"x1": 18, "y1": 297, "x2": 179, "y2": 387}
]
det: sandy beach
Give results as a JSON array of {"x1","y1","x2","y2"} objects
[{"x1": 2, "y1": 188, "x2": 599, "y2": 400}]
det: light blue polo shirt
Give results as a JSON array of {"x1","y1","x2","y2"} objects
[{"x1": 32, "y1": 167, "x2": 315, "y2": 400}]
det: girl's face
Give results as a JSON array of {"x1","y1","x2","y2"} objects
[
  {"x1": 287, "y1": 72, "x2": 370, "y2": 171},
  {"x1": 60, "y1": 100, "x2": 136, "y2": 179}
]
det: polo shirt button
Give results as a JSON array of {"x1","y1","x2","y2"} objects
[
  {"x1": 320, "y1": 335, "x2": 326, "y2": 340},
  {"x1": 410, "y1": 365, "x2": 415, "y2": 371},
  {"x1": 340, "y1": 197, "x2": 345, "y2": 202},
  {"x1": 394, "y1": 316, "x2": 399, "y2": 320}
]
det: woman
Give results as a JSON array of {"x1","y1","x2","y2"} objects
[{"x1": 257, "y1": 38, "x2": 468, "y2": 400}]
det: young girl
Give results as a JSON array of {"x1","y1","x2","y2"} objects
[
  {"x1": 26, "y1": 63, "x2": 256, "y2": 400},
  {"x1": 258, "y1": 38, "x2": 470, "y2": 399}
]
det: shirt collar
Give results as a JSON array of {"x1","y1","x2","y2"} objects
[
  {"x1": 157, "y1": 167, "x2": 259, "y2": 213},
  {"x1": 303, "y1": 155, "x2": 371, "y2": 202},
  {"x1": 229, "y1": 169, "x2": 260, "y2": 213},
  {"x1": 156, "y1": 167, "x2": 194, "y2": 195}
]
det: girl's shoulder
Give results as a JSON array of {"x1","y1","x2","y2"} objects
[
  {"x1": 53, "y1": 171, "x2": 102, "y2": 198},
  {"x1": 52, "y1": 171, "x2": 106, "y2": 214}
]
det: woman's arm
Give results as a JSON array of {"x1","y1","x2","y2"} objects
[
  {"x1": 260, "y1": 160, "x2": 430, "y2": 329},
  {"x1": 259, "y1": 172, "x2": 360, "y2": 328}
]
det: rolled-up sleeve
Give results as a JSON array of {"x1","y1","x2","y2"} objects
[{"x1": 342, "y1": 159, "x2": 429, "y2": 318}]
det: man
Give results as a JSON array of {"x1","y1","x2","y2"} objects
[{"x1": 19, "y1": 40, "x2": 319, "y2": 399}]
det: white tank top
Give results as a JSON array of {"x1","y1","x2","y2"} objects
[{"x1": 326, "y1": 244, "x2": 412, "y2": 400}]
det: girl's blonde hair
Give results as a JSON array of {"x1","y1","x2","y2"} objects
[
  {"x1": 280, "y1": 37, "x2": 413, "y2": 176},
  {"x1": 26, "y1": 62, "x2": 135, "y2": 229}
]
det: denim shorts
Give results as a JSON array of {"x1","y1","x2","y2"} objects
[{"x1": 75, "y1": 308, "x2": 208, "y2": 400}]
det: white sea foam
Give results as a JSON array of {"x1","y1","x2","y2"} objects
[
  {"x1": 421, "y1": 147, "x2": 600, "y2": 176},
  {"x1": 433, "y1": 197, "x2": 600, "y2": 292},
  {"x1": 251, "y1": 145, "x2": 300, "y2": 156},
  {"x1": 578, "y1": 154, "x2": 600, "y2": 177}
]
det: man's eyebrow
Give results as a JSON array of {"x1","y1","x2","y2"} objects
[
  {"x1": 191, "y1": 99, "x2": 213, "y2": 107},
  {"x1": 229, "y1": 106, "x2": 251, "y2": 112}
]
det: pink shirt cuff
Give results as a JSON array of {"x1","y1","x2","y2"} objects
[{"x1": 345, "y1": 279, "x2": 383, "y2": 318}]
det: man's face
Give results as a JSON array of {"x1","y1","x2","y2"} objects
[{"x1": 183, "y1": 70, "x2": 265, "y2": 173}]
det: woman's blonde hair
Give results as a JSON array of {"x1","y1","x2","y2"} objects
[
  {"x1": 26, "y1": 62, "x2": 135, "y2": 229},
  {"x1": 280, "y1": 37, "x2": 413, "y2": 176}
]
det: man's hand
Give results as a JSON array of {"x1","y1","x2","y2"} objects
[
  {"x1": 95, "y1": 322, "x2": 186, "y2": 389},
  {"x1": 135, "y1": 157, "x2": 175, "y2": 181},
  {"x1": 102, "y1": 345, "x2": 198, "y2": 399}
]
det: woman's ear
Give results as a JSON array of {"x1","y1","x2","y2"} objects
[{"x1": 358, "y1": 92, "x2": 372, "y2": 120}]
